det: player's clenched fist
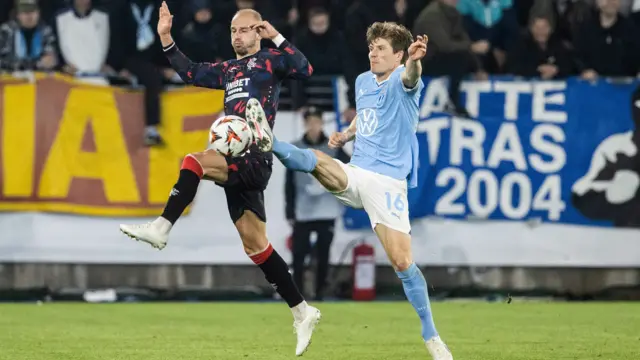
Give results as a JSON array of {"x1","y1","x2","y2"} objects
[
  {"x1": 328, "y1": 132, "x2": 349, "y2": 149},
  {"x1": 408, "y1": 35, "x2": 428, "y2": 61},
  {"x1": 251, "y1": 21, "x2": 280, "y2": 40},
  {"x1": 157, "y1": 1, "x2": 173, "y2": 36}
]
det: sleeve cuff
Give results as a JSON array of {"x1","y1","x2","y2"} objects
[
  {"x1": 163, "y1": 42, "x2": 176, "y2": 52},
  {"x1": 402, "y1": 78, "x2": 420, "y2": 92},
  {"x1": 272, "y1": 34, "x2": 286, "y2": 47}
]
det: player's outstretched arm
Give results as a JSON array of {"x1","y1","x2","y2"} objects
[
  {"x1": 157, "y1": 1, "x2": 225, "y2": 89},
  {"x1": 401, "y1": 35, "x2": 428, "y2": 89},
  {"x1": 162, "y1": 45, "x2": 225, "y2": 89},
  {"x1": 252, "y1": 21, "x2": 313, "y2": 79}
]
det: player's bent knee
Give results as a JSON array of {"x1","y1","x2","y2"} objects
[
  {"x1": 312, "y1": 150, "x2": 341, "y2": 172},
  {"x1": 181, "y1": 153, "x2": 205, "y2": 178},
  {"x1": 312, "y1": 153, "x2": 348, "y2": 193},
  {"x1": 240, "y1": 232, "x2": 269, "y2": 255},
  {"x1": 392, "y1": 258, "x2": 413, "y2": 272},
  {"x1": 188, "y1": 150, "x2": 228, "y2": 182}
]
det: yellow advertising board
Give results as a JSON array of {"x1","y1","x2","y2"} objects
[{"x1": 0, "y1": 74, "x2": 224, "y2": 216}]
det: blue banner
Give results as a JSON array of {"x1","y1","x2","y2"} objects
[{"x1": 339, "y1": 77, "x2": 640, "y2": 230}]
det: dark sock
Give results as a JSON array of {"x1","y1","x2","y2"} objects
[
  {"x1": 161, "y1": 156, "x2": 203, "y2": 224},
  {"x1": 251, "y1": 243, "x2": 305, "y2": 308}
]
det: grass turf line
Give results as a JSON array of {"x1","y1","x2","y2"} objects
[{"x1": 1, "y1": 302, "x2": 639, "y2": 359}]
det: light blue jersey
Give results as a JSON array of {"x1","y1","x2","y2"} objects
[{"x1": 350, "y1": 65, "x2": 424, "y2": 188}]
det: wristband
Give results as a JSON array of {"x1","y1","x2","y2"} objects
[
  {"x1": 162, "y1": 42, "x2": 175, "y2": 52},
  {"x1": 273, "y1": 34, "x2": 285, "y2": 47}
]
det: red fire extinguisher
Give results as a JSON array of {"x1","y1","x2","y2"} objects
[{"x1": 352, "y1": 239, "x2": 376, "y2": 301}]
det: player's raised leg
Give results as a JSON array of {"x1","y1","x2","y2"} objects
[
  {"x1": 269, "y1": 113, "x2": 354, "y2": 178},
  {"x1": 271, "y1": 137, "x2": 319, "y2": 173},
  {"x1": 119, "y1": 149, "x2": 231, "y2": 249},
  {"x1": 120, "y1": 98, "x2": 274, "y2": 249},
  {"x1": 272, "y1": 138, "x2": 349, "y2": 195},
  {"x1": 375, "y1": 224, "x2": 452, "y2": 360},
  {"x1": 246, "y1": 98, "x2": 273, "y2": 152},
  {"x1": 231, "y1": 207, "x2": 321, "y2": 356}
]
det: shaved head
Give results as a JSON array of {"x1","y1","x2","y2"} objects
[
  {"x1": 233, "y1": 9, "x2": 262, "y2": 22},
  {"x1": 230, "y1": 9, "x2": 263, "y2": 58}
]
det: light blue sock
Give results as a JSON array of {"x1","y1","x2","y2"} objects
[
  {"x1": 272, "y1": 137, "x2": 317, "y2": 173},
  {"x1": 397, "y1": 263, "x2": 438, "y2": 341}
]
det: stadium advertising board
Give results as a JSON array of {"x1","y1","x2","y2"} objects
[
  {"x1": 0, "y1": 75, "x2": 639, "y2": 266},
  {"x1": 339, "y1": 77, "x2": 640, "y2": 232},
  {"x1": 0, "y1": 75, "x2": 224, "y2": 216}
]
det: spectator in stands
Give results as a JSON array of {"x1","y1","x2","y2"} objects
[
  {"x1": 294, "y1": 0, "x2": 344, "y2": 32},
  {"x1": 285, "y1": 107, "x2": 349, "y2": 301},
  {"x1": 507, "y1": 15, "x2": 574, "y2": 79},
  {"x1": 234, "y1": 0, "x2": 255, "y2": 10},
  {"x1": 293, "y1": 7, "x2": 351, "y2": 109},
  {"x1": 55, "y1": 0, "x2": 112, "y2": 85},
  {"x1": 180, "y1": 0, "x2": 233, "y2": 63},
  {"x1": 401, "y1": 0, "x2": 432, "y2": 31},
  {"x1": 457, "y1": 0, "x2": 519, "y2": 72},
  {"x1": 414, "y1": 0, "x2": 486, "y2": 117},
  {"x1": 371, "y1": 0, "x2": 430, "y2": 30},
  {"x1": 296, "y1": 7, "x2": 349, "y2": 76},
  {"x1": 553, "y1": 0, "x2": 596, "y2": 46},
  {"x1": 269, "y1": 0, "x2": 298, "y2": 39},
  {"x1": 575, "y1": 0, "x2": 640, "y2": 80},
  {"x1": 110, "y1": 0, "x2": 171, "y2": 146},
  {"x1": 0, "y1": 0, "x2": 57, "y2": 72}
]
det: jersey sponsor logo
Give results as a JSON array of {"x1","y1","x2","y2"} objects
[
  {"x1": 225, "y1": 78, "x2": 251, "y2": 102},
  {"x1": 226, "y1": 78, "x2": 250, "y2": 92},
  {"x1": 357, "y1": 108, "x2": 378, "y2": 137}
]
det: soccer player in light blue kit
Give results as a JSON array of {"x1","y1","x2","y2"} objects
[{"x1": 251, "y1": 22, "x2": 453, "y2": 359}]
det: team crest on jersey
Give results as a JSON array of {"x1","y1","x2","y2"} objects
[
  {"x1": 247, "y1": 58, "x2": 257, "y2": 70},
  {"x1": 377, "y1": 90, "x2": 386, "y2": 106}
]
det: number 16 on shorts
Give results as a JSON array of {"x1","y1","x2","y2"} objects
[
  {"x1": 385, "y1": 191, "x2": 406, "y2": 213},
  {"x1": 378, "y1": 191, "x2": 410, "y2": 233}
]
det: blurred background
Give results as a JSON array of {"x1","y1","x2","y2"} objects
[{"x1": 0, "y1": 0, "x2": 639, "y2": 304}]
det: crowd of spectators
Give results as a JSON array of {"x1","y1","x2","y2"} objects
[{"x1": 1, "y1": 0, "x2": 640, "y2": 137}]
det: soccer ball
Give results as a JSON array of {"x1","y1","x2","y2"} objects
[{"x1": 208, "y1": 115, "x2": 253, "y2": 157}]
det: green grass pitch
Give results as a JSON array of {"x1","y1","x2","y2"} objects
[{"x1": 1, "y1": 302, "x2": 639, "y2": 359}]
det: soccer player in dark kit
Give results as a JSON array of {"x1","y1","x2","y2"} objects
[{"x1": 119, "y1": 2, "x2": 320, "y2": 356}]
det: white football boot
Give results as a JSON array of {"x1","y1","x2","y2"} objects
[
  {"x1": 245, "y1": 98, "x2": 273, "y2": 152},
  {"x1": 293, "y1": 305, "x2": 322, "y2": 356},
  {"x1": 425, "y1": 336, "x2": 453, "y2": 360},
  {"x1": 119, "y1": 217, "x2": 171, "y2": 250}
]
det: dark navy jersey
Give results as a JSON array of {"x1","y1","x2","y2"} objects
[{"x1": 164, "y1": 40, "x2": 313, "y2": 129}]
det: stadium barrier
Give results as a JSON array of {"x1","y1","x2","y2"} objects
[{"x1": 0, "y1": 73, "x2": 639, "y2": 301}]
